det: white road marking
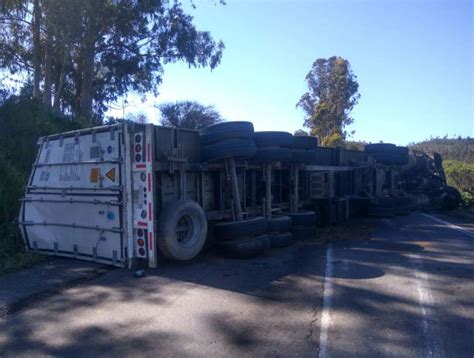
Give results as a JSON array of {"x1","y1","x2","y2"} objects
[
  {"x1": 318, "y1": 244, "x2": 333, "y2": 358},
  {"x1": 421, "y1": 213, "x2": 474, "y2": 238},
  {"x1": 411, "y1": 255, "x2": 444, "y2": 358}
]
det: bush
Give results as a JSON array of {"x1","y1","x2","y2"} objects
[{"x1": 443, "y1": 160, "x2": 474, "y2": 206}]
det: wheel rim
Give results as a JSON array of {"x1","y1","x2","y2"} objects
[{"x1": 175, "y1": 214, "x2": 199, "y2": 248}]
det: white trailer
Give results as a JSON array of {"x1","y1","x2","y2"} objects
[{"x1": 19, "y1": 123, "x2": 159, "y2": 268}]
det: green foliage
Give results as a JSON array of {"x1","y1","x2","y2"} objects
[
  {"x1": 443, "y1": 160, "x2": 474, "y2": 205},
  {"x1": 410, "y1": 137, "x2": 474, "y2": 163},
  {"x1": 0, "y1": 222, "x2": 44, "y2": 275},
  {"x1": 0, "y1": 95, "x2": 85, "y2": 173},
  {"x1": 343, "y1": 140, "x2": 367, "y2": 151},
  {"x1": 159, "y1": 101, "x2": 223, "y2": 130},
  {"x1": 297, "y1": 56, "x2": 360, "y2": 146},
  {"x1": 0, "y1": 154, "x2": 25, "y2": 222},
  {"x1": 1, "y1": 0, "x2": 225, "y2": 119}
]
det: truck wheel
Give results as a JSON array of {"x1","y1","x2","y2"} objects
[
  {"x1": 269, "y1": 232, "x2": 294, "y2": 248},
  {"x1": 291, "y1": 135, "x2": 318, "y2": 150},
  {"x1": 291, "y1": 149, "x2": 318, "y2": 163},
  {"x1": 364, "y1": 143, "x2": 397, "y2": 153},
  {"x1": 253, "y1": 147, "x2": 292, "y2": 162},
  {"x1": 255, "y1": 131, "x2": 293, "y2": 148},
  {"x1": 157, "y1": 200, "x2": 208, "y2": 261},
  {"x1": 203, "y1": 138, "x2": 257, "y2": 162},
  {"x1": 292, "y1": 225, "x2": 318, "y2": 240},
  {"x1": 214, "y1": 216, "x2": 268, "y2": 241},
  {"x1": 284, "y1": 210, "x2": 317, "y2": 226},
  {"x1": 200, "y1": 121, "x2": 254, "y2": 145},
  {"x1": 267, "y1": 215, "x2": 292, "y2": 233},
  {"x1": 215, "y1": 235, "x2": 270, "y2": 258}
]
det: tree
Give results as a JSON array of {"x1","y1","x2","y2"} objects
[
  {"x1": 0, "y1": 1, "x2": 225, "y2": 119},
  {"x1": 294, "y1": 129, "x2": 308, "y2": 136},
  {"x1": 297, "y1": 56, "x2": 360, "y2": 147},
  {"x1": 159, "y1": 101, "x2": 223, "y2": 130}
]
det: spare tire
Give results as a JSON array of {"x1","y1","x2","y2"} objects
[
  {"x1": 254, "y1": 131, "x2": 293, "y2": 148},
  {"x1": 214, "y1": 217, "x2": 268, "y2": 241},
  {"x1": 157, "y1": 200, "x2": 208, "y2": 261},
  {"x1": 365, "y1": 143, "x2": 397, "y2": 153},
  {"x1": 284, "y1": 210, "x2": 317, "y2": 226},
  {"x1": 269, "y1": 232, "x2": 294, "y2": 248},
  {"x1": 215, "y1": 235, "x2": 270, "y2": 258},
  {"x1": 267, "y1": 215, "x2": 292, "y2": 233},
  {"x1": 203, "y1": 138, "x2": 257, "y2": 162},
  {"x1": 292, "y1": 136, "x2": 318, "y2": 150},
  {"x1": 200, "y1": 121, "x2": 254, "y2": 145},
  {"x1": 253, "y1": 147, "x2": 292, "y2": 163}
]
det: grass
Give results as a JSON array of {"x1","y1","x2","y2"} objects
[{"x1": 0, "y1": 222, "x2": 45, "y2": 276}]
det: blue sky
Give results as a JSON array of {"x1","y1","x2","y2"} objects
[{"x1": 111, "y1": 0, "x2": 473, "y2": 145}]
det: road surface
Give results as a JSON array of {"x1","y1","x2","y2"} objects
[{"x1": 0, "y1": 212, "x2": 473, "y2": 357}]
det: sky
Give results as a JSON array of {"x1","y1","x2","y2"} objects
[{"x1": 109, "y1": 0, "x2": 473, "y2": 145}]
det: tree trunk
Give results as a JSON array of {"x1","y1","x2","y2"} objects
[
  {"x1": 79, "y1": 46, "x2": 94, "y2": 119},
  {"x1": 43, "y1": 31, "x2": 52, "y2": 107},
  {"x1": 32, "y1": 0, "x2": 42, "y2": 99},
  {"x1": 53, "y1": 55, "x2": 67, "y2": 112}
]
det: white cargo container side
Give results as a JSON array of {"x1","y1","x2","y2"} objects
[{"x1": 19, "y1": 124, "x2": 129, "y2": 267}]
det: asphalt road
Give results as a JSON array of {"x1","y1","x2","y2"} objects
[{"x1": 0, "y1": 212, "x2": 473, "y2": 357}]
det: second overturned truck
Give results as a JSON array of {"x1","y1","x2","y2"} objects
[{"x1": 18, "y1": 121, "x2": 460, "y2": 268}]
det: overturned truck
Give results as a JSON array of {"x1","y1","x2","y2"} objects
[{"x1": 18, "y1": 122, "x2": 460, "y2": 268}]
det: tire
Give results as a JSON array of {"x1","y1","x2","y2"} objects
[
  {"x1": 215, "y1": 235, "x2": 270, "y2": 258},
  {"x1": 214, "y1": 217, "x2": 268, "y2": 241},
  {"x1": 284, "y1": 210, "x2": 317, "y2": 226},
  {"x1": 440, "y1": 186, "x2": 462, "y2": 210},
  {"x1": 157, "y1": 200, "x2": 208, "y2": 261},
  {"x1": 291, "y1": 149, "x2": 318, "y2": 163},
  {"x1": 267, "y1": 215, "x2": 292, "y2": 233},
  {"x1": 368, "y1": 206, "x2": 395, "y2": 218},
  {"x1": 203, "y1": 138, "x2": 257, "y2": 162},
  {"x1": 254, "y1": 131, "x2": 293, "y2": 148},
  {"x1": 365, "y1": 143, "x2": 397, "y2": 153},
  {"x1": 200, "y1": 121, "x2": 254, "y2": 145},
  {"x1": 396, "y1": 146, "x2": 409, "y2": 156},
  {"x1": 253, "y1": 147, "x2": 292, "y2": 162},
  {"x1": 370, "y1": 152, "x2": 407, "y2": 165},
  {"x1": 292, "y1": 136, "x2": 318, "y2": 150},
  {"x1": 269, "y1": 232, "x2": 294, "y2": 248},
  {"x1": 292, "y1": 225, "x2": 317, "y2": 240}
]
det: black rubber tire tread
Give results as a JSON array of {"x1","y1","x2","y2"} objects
[
  {"x1": 284, "y1": 210, "x2": 317, "y2": 226},
  {"x1": 291, "y1": 135, "x2": 318, "y2": 150},
  {"x1": 200, "y1": 121, "x2": 254, "y2": 145},
  {"x1": 364, "y1": 143, "x2": 397, "y2": 153},
  {"x1": 215, "y1": 235, "x2": 270, "y2": 258},
  {"x1": 396, "y1": 146, "x2": 409, "y2": 156},
  {"x1": 368, "y1": 206, "x2": 395, "y2": 217},
  {"x1": 253, "y1": 146, "x2": 292, "y2": 163},
  {"x1": 157, "y1": 199, "x2": 208, "y2": 261},
  {"x1": 267, "y1": 215, "x2": 292, "y2": 233},
  {"x1": 254, "y1": 131, "x2": 293, "y2": 148},
  {"x1": 292, "y1": 225, "x2": 318, "y2": 240},
  {"x1": 291, "y1": 149, "x2": 318, "y2": 163},
  {"x1": 214, "y1": 216, "x2": 268, "y2": 241},
  {"x1": 370, "y1": 152, "x2": 408, "y2": 165},
  {"x1": 203, "y1": 138, "x2": 257, "y2": 162},
  {"x1": 269, "y1": 232, "x2": 294, "y2": 248}
]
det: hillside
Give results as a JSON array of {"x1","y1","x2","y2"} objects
[{"x1": 409, "y1": 137, "x2": 474, "y2": 163}]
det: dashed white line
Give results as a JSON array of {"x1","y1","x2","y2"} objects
[
  {"x1": 421, "y1": 213, "x2": 474, "y2": 238},
  {"x1": 318, "y1": 244, "x2": 333, "y2": 358}
]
